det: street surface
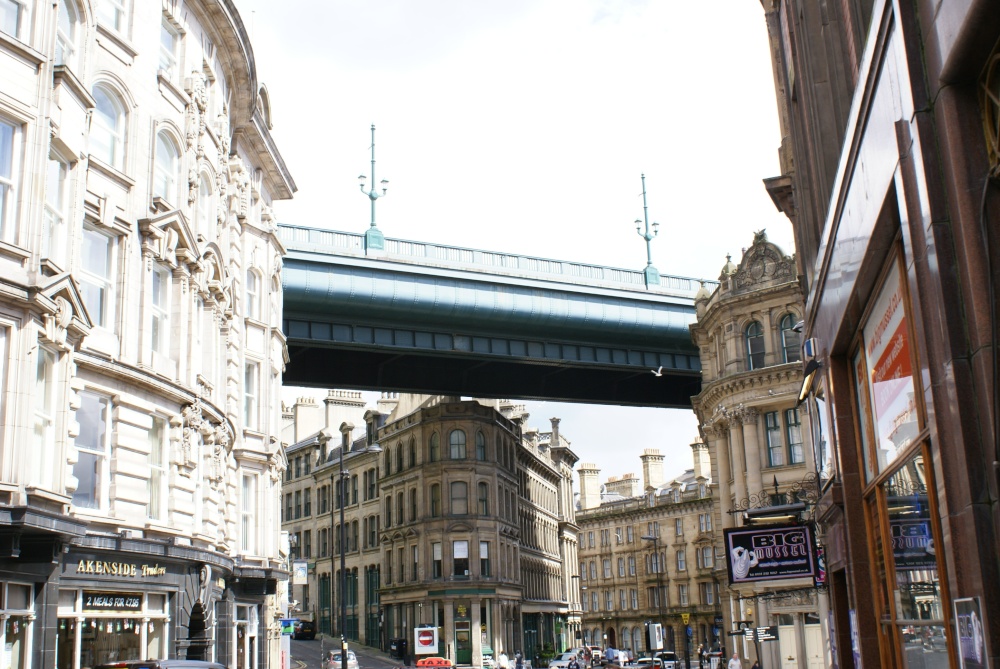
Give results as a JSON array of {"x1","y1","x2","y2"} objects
[{"x1": 291, "y1": 638, "x2": 400, "y2": 669}]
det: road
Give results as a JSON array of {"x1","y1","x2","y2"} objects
[{"x1": 291, "y1": 638, "x2": 400, "y2": 669}]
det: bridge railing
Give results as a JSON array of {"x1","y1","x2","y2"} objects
[{"x1": 278, "y1": 224, "x2": 716, "y2": 298}]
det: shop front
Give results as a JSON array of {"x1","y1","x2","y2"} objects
[{"x1": 54, "y1": 544, "x2": 234, "y2": 669}]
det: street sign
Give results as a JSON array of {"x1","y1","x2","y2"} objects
[
  {"x1": 681, "y1": 613, "x2": 690, "y2": 625},
  {"x1": 743, "y1": 626, "x2": 780, "y2": 642}
]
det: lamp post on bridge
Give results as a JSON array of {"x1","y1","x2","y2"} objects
[
  {"x1": 633, "y1": 174, "x2": 660, "y2": 288},
  {"x1": 358, "y1": 124, "x2": 389, "y2": 252}
]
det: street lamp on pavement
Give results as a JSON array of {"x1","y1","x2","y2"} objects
[
  {"x1": 641, "y1": 534, "x2": 666, "y2": 651},
  {"x1": 337, "y1": 422, "x2": 381, "y2": 669}
]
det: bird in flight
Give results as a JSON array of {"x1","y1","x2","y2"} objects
[{"x1": 651, "y1": 366, "x2": 663, "y2": 377}]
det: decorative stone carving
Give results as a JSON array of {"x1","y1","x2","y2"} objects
[{"x1": 731, "y1": 230, "x2": 796, "y2": 292}]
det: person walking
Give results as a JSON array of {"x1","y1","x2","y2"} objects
[
  {"x1": 727, "y1": 653, "x2": 742, "y2": 669},
  {"x1": 568, "y1": 656, "x2": 581, "y2": 669},
  {"x1": 516, "y1": 651, "x2": 524, "y2": 669}
]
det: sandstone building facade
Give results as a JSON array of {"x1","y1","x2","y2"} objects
[
  {"x1": 0, "y1": 1, "x2": 294, "y2": 668},
  {"x1": 575, "y1": 446, "x2": 721, "y2": 663},
  {"x1": 281, "y1": 394, "x2": 581, "y2": 666},
  {"x1": 689, "y1": 233, "x2": 828, "y2": 668}
]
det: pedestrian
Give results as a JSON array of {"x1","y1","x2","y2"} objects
[
  {"x1": 516, "y1": 651, "x2": 524, "y2": 669},
  {"x1": 750, "y1": 661, "x2": 760, "y2": 669},
  {"x1": 727, "y1": 653, "x2": 742, "y2": 669},
  {"x1": 568, "y1": 655, "x2": 581, "y2": 669},
  {"x1": 697, "y1": 644, "x2": 704, "y2": 669}
]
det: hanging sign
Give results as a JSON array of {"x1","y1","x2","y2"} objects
[{"x1": 723, "y1": 524, "x2": 817, "y2": 584}]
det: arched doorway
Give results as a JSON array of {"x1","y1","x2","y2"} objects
[{"x1": 606, "y1": 628, "x2": 617, "y2": 649}]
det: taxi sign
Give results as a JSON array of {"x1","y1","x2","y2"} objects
[{"x1": 415, "y1": 658, "x2": 452, "y2": 667}]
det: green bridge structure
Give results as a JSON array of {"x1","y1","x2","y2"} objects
[{"x1": 279, "y1": 224, "x2": 714, "y2": 408}]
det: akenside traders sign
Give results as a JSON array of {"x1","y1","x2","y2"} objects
[{"x1": 724, "y1": 523, "x2": 817, "y2": 585}]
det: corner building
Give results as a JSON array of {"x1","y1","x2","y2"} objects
[
  {"x1": 0, "y1": 2, "x2": 295, "y2": 668},
  {"x1": 280, "y1": 395, "x2": 581, "y2": 666},
  {"x1": 690, "y1": 233, "x2": 829, "y2": 668},
  {"x1": 755, "y1": 0, "x2": 1000, "y2": 665},
  {"x1": 575, "y1": 446, "x2": 722, "y2": 662}
]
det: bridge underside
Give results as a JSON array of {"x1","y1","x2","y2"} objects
[{"x1": 284, "y1": 323, "x2": 701, "y2": 407}]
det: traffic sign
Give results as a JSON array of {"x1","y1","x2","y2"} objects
[{"x1": 681, "y1": 613, "x2": 690, "y2": 625}]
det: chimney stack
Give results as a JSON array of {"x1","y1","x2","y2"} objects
[
  {"x1": 578, "y1": 463, "x2": 602, "y2": 510},
  {"x1": 640, "y1": 448, "x2": 665, "y2": 492},
  {"x1": 691, "y1": 437, "x2": 711, "y2": 480}
]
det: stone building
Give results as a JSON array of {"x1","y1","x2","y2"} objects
[
  {"x1": 689, "y1": 233, "x2": 828, "y2": 668},
  {"x1": 575, "y1": 446, "x2": 721, "y2": 664},
  {"x1": 280, "y1": 394, "x2": 581, "y2": 666},
  {"x1": 0, "y1": 1, "x2": 295, "y2": 669},
  {"x1": 754, "y1": 0, "x2": 1000, "y2": 666}
]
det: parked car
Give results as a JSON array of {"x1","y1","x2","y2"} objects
[
  {"x1": 653, "y1": 652, "x2": 678, "y2": 669},
  {"x1": 586, "y1": 647, "x2": 604, "y2": 666},
  {"x1": 325, "y1": 651, "x2": 359, "y2": 669},
  {"x1": 632, "y1": 658, "x2": 663, "y2": 669},
  {"x1": 292, "y1": 619, "x2": 316, "y2": 640},
  {"x1": 548, "y1": 652, "x2": 580, "y2": 669}
]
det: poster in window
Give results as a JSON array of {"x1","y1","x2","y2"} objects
[
  {"x1": 862, "y1": 259, "x2": 917, "y2": 472},
  {"x1": 954, "y1": 597, "x2": 986, "y2": 669}
]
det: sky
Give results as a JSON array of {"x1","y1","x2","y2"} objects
[{"x1": 237, "y1": 0, "x2": 795, "y2": 483}]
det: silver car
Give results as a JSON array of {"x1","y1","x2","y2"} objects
[{"x1": 325, "y1": 651, "x2": 359, "y2": 669}]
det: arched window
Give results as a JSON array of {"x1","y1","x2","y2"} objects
[
  {"x1": 429, "y1": 433, "x2": 439, "y2": 462},
  {"x1": 384, "y1": 497, "x2": 392, "y2": 527},
  {"x1": 780, "y1": 313, "x2": 801, "y2": 363},
  {"x1": 450, "y1": 481, "x2": 468, "y2": 515},
  {"x1": 745, "y1": 320, "x2": 765, "y2": 370},
  {"x1": 408, "y1": 438, "x2": 416, "y2": 468},
  {"x1": 476, "y1": 431, "x2": 486, "y2": 461},
  {"x1": 449, "y1": 430, "x2": 466, "y2": 459},
  {"x1": 55, "y1": 0, "x2": 79, "y2": 68},
  {"x1": 91, "y1": 85, "x2": 126, "y2": 169},
  {"x1": 384, "y1": 449, "x2": 392, "y2": 474},
  {"x1": 429, "y1": 484, "x2": 441, "y2": 517},
  {"x1": 153, "y1": 130, "x2": 181, "y2": 204},
  {"x1": 395, "y1": 444, "x2": 403, "y2": 472},
  {"x1": 409, "y1": 488, "x2": 417, "y2": 521},
  {"x1": 195, "y1": 173, "x2": 214, "y2": 237},
  {"x1": 478, "y1": 482, "x2": 489, "y2": 515},
  {"x1": 245, "y1": 269, "x2": 260, "y2": 320}
]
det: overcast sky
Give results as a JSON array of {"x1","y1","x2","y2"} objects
[{"x1": 239, "y1": 0, "x2": 794, "y2": 483}]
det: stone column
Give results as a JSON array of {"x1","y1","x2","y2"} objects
[
  {"x1": 739, "y1": 408, "x2": 764, "y2": 496},
  {"x1": 706, "y1": 423, "x2": 734, "y2": 530},
  {"x1": 472, "y1": 598, "x2": 483, "y2": 668},
  {"x1": 444, "y1": 603, "x2": 456, "y2": 664},
  {"x1": 728, "y1": 418, "x2": 748, "y2": 511}
]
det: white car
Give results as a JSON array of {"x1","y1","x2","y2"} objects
[
  {"x1": 548, "y1": 652, "x2": 580, "y2": 669},
  {"x1": 324, "y1": 651, "x2": 359, "y2": 669}
]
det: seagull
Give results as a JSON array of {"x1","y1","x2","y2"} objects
[{"x1": 651, "y1": 366, "x2": 663, "y2": 376}]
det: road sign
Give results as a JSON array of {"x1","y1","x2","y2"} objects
[
  {"x1": 681, "y1": 613, "x2": 690, "y2": 625},
  {"x1": 743, "y1": 626, "x2": 780, "y2": 642}
]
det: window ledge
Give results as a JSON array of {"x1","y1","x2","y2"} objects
[
  {"x1": 0, "y1": 240, "x2": 30, "y2": 262},
  {"x1": 157, "y1": 72, "x2": 190, "y2": 113},
  {"x1": 88, "y1": 157, "x2": 136, "y2": 190},
  {"x1": 95, "y1": 23, "x2": 138, "y2": 65},
  {"x1": 0, "y1": 30, "x2": 44, "y2": 67},
  {"x1": 53, "y1": 65, "x2": 96, "y2": 108}
]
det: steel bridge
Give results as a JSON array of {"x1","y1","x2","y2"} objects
[{"x1": 279, "y1": 224, "x2": 712, "y2": 408}]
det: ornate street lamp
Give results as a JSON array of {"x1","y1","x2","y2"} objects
[
  {"x1": 633, "y1": 174, "x2": 660, "y2": 288},
  {"x1": 336, "y1": 422, "x2": 381, "y2": 669}
]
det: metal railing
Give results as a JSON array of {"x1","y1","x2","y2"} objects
[{"x1": 278, "y1": 224, "x2": 716, "y2": 298}]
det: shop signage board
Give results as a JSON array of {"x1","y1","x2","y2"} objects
[
  {"x1": 280, "y1": 619, "x2": 297, "y2": 636},
  {"x1": 723, "y1": 524, "x2": 817, "y2": 584},
  {"x1": 889, "y1": 515, "x2": 936, "y2": 570},
  {"x1": 414, "y1": 626, "x2": 439, "y2": 655},
  {"x1": 82, "y1": 592, "x2": 143, "y2": 612}
]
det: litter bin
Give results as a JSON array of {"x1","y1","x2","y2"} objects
[{"x1": 390, "y1": 638, "x2": 405, "y2": 660}]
